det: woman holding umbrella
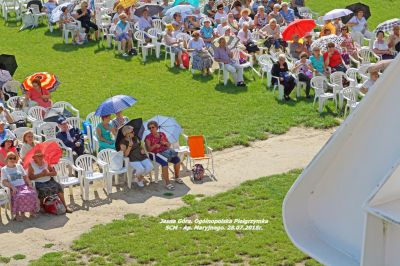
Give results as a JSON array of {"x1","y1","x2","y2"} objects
[
  {"x1": 26, "y1": 78, "x2": 52, "y2": 108},
  {"x1": 145, "y1": 120, "x2": 183, "y2": 190},
  {"x1": 120, "y1": 125, "x2": 153, "y2": 188}
]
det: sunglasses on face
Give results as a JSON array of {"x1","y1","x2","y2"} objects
[
  {"x1": 149, "y1": 126, "x2": 157, "y2": 129},
  {"x1": 8, "y1": 157, "x2": 17, "y2": 160}
]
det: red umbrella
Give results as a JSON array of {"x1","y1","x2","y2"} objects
[
  {"x1": 282, "y1": 19, "x2": 316, "y2": 41},
  {"x1": 21, "y1": 72, "x2": 61, "y2": 93},
  {"x1": 23, "y1": 142, "x2": 62, "y2": 169}
]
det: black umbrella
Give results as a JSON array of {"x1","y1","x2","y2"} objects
[
  {"x1": 134, "y1": 4, "x2": 163, "y2": 17},
  {"x1": 43, "y1": 107, "x2": 73, "y2": 122},
  {"x1": 0, "y1": 54, "x2": 18, "y2": 76},
  {"x1": 342, "y1": 2, "x2": 371, "y2": 24},
  {"x1": 115, "y1": 118, "x2": 144, "y2": 151}
]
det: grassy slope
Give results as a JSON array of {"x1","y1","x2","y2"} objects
[{"x1": 31, "y1": 170, "x2": 321, "y2": 266}]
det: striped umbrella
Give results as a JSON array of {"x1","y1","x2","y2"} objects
[
  {"x1": 374, "y1": 18, "x2": 400, "y2": 33},
  {"x1": 21, "y1": 72, "x2": 60, "y2": 93},
  {"x1": 95, "y1": 95, "x2": 137, "y2": 116}
]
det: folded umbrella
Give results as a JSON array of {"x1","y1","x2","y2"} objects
[
  {"x1": 323, "y1": 9, "x2": 353, "y2": 21},
  {"x1": 134, "y1": 4, "x2": 163, "y2": 17},
  {"x1": 282, "y1": 19, "x2": 316, "y2": 41},
  {"x1": 21, "y1": 72, "x2": 61, "y2": 93},
  {"x1": 342, "y1": 2, "x2": 370, "y2": 24},
  {"x1": 143, "y1": 115, "x2": 182, "y2": 144},
  {"x1": 0, "y1": 54, "x2": 18, "y2": 76},
  {"x1": 311, "y1": 34, "x2": 344, "y2": 49},
  {"x1": 95, "y1": 95, "x2": 137, "y2": 117},
  {"x1": 115, "y1": 118, "x2": 144, "y2": 150},
  {"x1": 23, "y1": 141, "x2": 62, "y2": 169},
  {"x1": 44, "y1": 107, "x2": 73, "y2": 122},
  {"x1": 374, "y1": 18, "x2": 400, "y2": 33}
]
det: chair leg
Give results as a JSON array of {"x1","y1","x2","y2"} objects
[
  {"x1": 84, "y1": 179, "x2": 89, "y2": 201},
  {"x1": 127, "y1": 171, "x2": 132, "y2": 189},
  {"x1": 106, "y1": 174, "x2": 112, "y2": 195},
  {"x1": 319, "y1": 98, "x2": 324, "y2": 113},
  {"x1": 68, "y1": 186, "x2": 73, "y2": 196},
  {"x1": 278, "y1": 86, "x2": 284, "y2": 100}
]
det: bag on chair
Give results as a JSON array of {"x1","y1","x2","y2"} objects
[
  {"x1": 192, "y1": 164, "x2": 205, "y2": 181},
  {"x1": 43, "y1": 194, "x2": 66, "y2": 215}
]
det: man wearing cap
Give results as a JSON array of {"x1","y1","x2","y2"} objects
[
  {"x1": 213, "y1": 37, "x2": 246, "y2": 86},
  {"x1": 56, "y1": 117, "x2": 84, "y2": 157},
  {"x1": 280, "y1": 2, "x2": 295, "y2": 24}
]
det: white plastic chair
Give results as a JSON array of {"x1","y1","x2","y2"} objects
[
  {"x1": 46, "y1": 138, "x2": 74, "y2": 162},
  {"x1": 147, "y1": 28, "x2": 163, "y2": 59},
  {"x1": 53, "y1": 101, "x2": 80, "y2": 118},
  {"x1": 311, "y1": 76, "x2": 336, "y2": 113},
  {"x1": 13, "y1": 126, "x2": 30, "y2": 141},
  {"x1": 75, "y1": 154, "x2": 110, "y2": 201},
  {"x1": 37, "y1": 122, "x2": 58, "y2": 140},
  {"x1": 66, "y1": 116, "x2": 82, "y2": 130},
  {"x1": 62, "y1": 19, "x2": 81, "y2": 44},
  {"x1": 3, "y1": 0, "x2": 22, "y2": 22},
  {"x1": 29, "y1": 4, "x2": 47, "y2": 27},
  {"x1": 152, "y1": 19, "x2": 164, "y2": 35},
  {"x1": 356, "y1": 47, "x2": 381, "y2": 67},
  {"x1": 10, "y1": 110, "x2": 27, "y2": 122},
  {"x1": 134, "y1": 30, "x2": 156, "y2": 62},
  {"x1": 327, "y1": 71, "x2": 354, "y2": 109},
  {"x1": 270, "y1": 74, "x2": 285, "y2": 100},
  {"x1": 2, "y1": 80, "x2": 21, "y2": 99},
  {"x1": 97, "y1": 149, "x2": 131, "y2": 189},
  {"x1": 163, "y1": 41, "x2": 176, "y2": 68},
  {"x1": 258, "y1": 54, "x2": 274, "y2": 88},
  {"x1": 27, "y1": 106, "x2": 46, "y2": 127},
  {"x1": 53, "y1": 158, "x2": 81, "y2": 196},
  {"x1": 6, "y1": 96, "x2": 24, "y2": 112},
  {"x1": 0, "y1": 184, "x2": 12, "y2": 220},
  {"x1": 85, "y1": 112, "x2": 101, "y2": 129},
  {"x1": 342, "y1": 87, "x2": 360, "y2": 117}
]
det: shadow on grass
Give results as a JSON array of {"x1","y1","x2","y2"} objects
[
  {"x1": 192, "y1": 73, "x2": 213, "y2": 83},
  {"x1": 44, "y1": 29, "x2": 62, "y2": 38},
  {"x1": 215, "y1": 82, "x2": 248, "y2": 94}
]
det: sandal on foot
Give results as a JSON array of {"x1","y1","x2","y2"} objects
[
  {"x1": 166, "y1": 184, "x2": 175, "y2": 190},
  {"x1": 175, "y1": 177, "x2": 184, "y2": 184}
]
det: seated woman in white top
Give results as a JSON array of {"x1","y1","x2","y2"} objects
[
  {"x1": 346, "y1": 10, "x2": 373, "y2": 45},
  {"x1": 1, "y1": 151, "x2": 38, "y2": 221},
  {"x1": 20, "y1": 130, "x2": 38, "y2": 161},
  {"x1": 115, "y1": 13, "x2": 133, "y2": 57},
  {"x1": 138, "y1": 8, "x2": 152, "y2": 31},
  {"x1": 238, "y1": 22, "x2": 260, "y2": 54},
  {"x1": 238, "y1": 8, "x2": 253, "y2": 28},
  {"x1": 373, "y1": 30, "x2": 395, "y2": 60},
  {"x1": 163, "y1": 24, "x2": 185, "y2": 69},
  {"x1": 28, "y1": 149, "x2": 72, "y2": 213},
  {"x1": 187, "y1": 31, "x2": 213, "y2": 75}
]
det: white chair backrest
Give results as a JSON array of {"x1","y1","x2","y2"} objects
[
  {"x1": 161, "y1": 16, "x2": 172, "y2": 24},
  {"x1": 97, "y1": 148, "x2": 113, "y2": 164},
  {"x1": 53, "y1": 101, "x2": 80, "y2": 118},
  {"x1": 76, "y1": 154, "x2": 97, "y2": 171},
  {"x1": 153, "y1": 19, "x2": 164, "y2": 32},
  {"x1": 13, "y1": 127, "x2": 31, "y2": 141},
  {"x1": 147, "y1": 28, "x2": 159, "y2": 39},
  {"x1": 176, "y1": 32, "x2": 191, "y2": 42},
  {"x1": 134, "y1": 30, "x2": 146, "y2": 43},
  {"x1": 311, "y1": 76, "x2": 327, "y2": 95},
  {"x1": 2, "y1": 80, "x2": 20, "y2": 95},
  {"x1": 358, "y1": 48, "x2": 374, "y2": 64},
  {"x1": 54, "y1": 159, "x2": 74, "y2": 182},
  {"x1": 258, "y1": 54, "x2": 273, "y2": 68},
  {"x1": 10, "y1": 110, "x2": 27, "y2": 122},
  {"x1": 330, "y1": 71, "x2": 346, "y2": 87},
  {"x1": 85, "y1": 112, "x2": 101, "y2": 129},
  {"x1": 66, "y1": 117, "x2": 81, "y2": 130},
  {"x1": 6, "y1": 96, "x2": 24, "y2": 111},
  {"x1": 27, "y1": 106, "x2": 46, "y2": 121},
  {"x1": 38, "y1": 122, "x2": 58, "y2": 140},
  {"x1": 251, "y1": 31, "x2": 261, "y2": 41},
  {"x1": 342, "y1": 87, "x2": 357, "y2": 103},
  {"x1": 30, "y1": 4, "x2": 41, "y2": 14}
]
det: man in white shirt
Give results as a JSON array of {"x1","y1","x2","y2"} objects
[{"x1": 214, "y1": 4, "x2": 227, "y2": 24}]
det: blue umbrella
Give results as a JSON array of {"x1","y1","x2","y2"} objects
[
  {"x1": 143, "y1": 115, "x2": 182, "y2": 143},
  {"x1": 165, "y1": 5, "x2": 195, "y2": 17},
  {"x1": 95, "y1": 95, "x2": 137, "y2": 116}
]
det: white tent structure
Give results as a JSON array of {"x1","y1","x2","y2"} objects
[{"x1": 283, "y1": 56, "x2": 400, "y2": 266}]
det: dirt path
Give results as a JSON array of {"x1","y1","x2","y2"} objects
[{"x1": 0, "y1": 127, "x2": 336, "y2": 265}]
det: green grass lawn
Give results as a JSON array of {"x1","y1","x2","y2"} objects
[{"x1": 30, "y1": 170, "x2": 321, "y2": 266}]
